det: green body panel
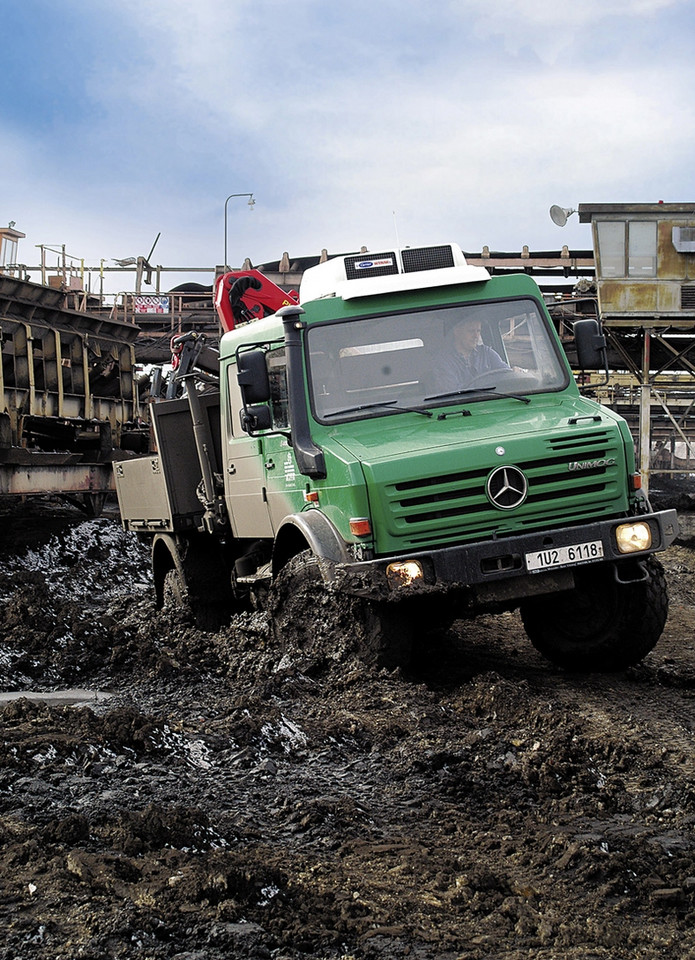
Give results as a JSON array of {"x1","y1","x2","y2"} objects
[
  {"x1": 220, "y1": 312, "x2": 286, "y2": 356},
  {"x1": 262, "y1": 432, "x2": 372, "y2": 542},
  {"x1": 315, "y1": 395, "x2": 630, "y2": 555}
]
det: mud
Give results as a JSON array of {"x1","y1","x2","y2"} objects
[{"x1": 1, "y1": 499, "x2": 695, "y2": 959}]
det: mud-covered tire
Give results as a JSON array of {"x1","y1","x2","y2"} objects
[
  {"x1": 520, "y1": 556, "x2": 669, "y2": 672},
  {"x1": 360, "y1": 601, "x2": 416, "y2": 669},
  {"x1": 158, "y1": 534, "x2": 243, "y2": 631},
  {"x1": 269, "y1": 550, "x2": 413, "y2": 669},
  {"x1": 162, "y1": 567, "x2": 187, "y2": 609},
  {"x1": 161, "y1": 564, "x2": 225, "y2": 631}
]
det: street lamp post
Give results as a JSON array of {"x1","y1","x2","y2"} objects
[{"x1": 224, "y1": 193, "x2": 255, "y2": 271}]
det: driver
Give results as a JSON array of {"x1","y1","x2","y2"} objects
[{"x1": 437, "y1": 314, "x2": 510, "y2": 393}]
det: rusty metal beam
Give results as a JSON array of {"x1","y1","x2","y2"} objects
[{"x1": 0, "y1": 462, "x2": 114, "y2": 496}]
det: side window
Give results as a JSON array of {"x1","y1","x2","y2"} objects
[
  {"x1": 266, "y1": 347, "x2": 289, "y2": 429},
  {"x1": 596, "y1": 221, "x2": 626, "y2": 277},
  {"x1": 628, "y1": 221, "x2": 657, "y2": 277}
]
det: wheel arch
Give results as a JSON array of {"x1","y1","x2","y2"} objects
[{"x1": 272, "y1": 511, "x2": 350, "y2": 577}]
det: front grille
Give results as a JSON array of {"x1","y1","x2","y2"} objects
[{"x1": 378, "y1": 429, "x2": 624, "y2": 549}]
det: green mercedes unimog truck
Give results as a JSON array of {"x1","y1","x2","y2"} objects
[{"x1": 114, "y1": 242, "x2": 679, "y2": 671}]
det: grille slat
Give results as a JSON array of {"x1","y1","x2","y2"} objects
[{"x1": 379, "y1": 431, "x2": 624, "y2": 548}]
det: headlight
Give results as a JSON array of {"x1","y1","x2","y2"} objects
[
  {"x1": 386, "y1": 560, "x2": 424, "y2": 588},
  {"x1": 615, "y1": 521, "x2": 652, "y2": 554}
]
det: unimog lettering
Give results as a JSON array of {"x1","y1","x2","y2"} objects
[{"x1": 568, "y1": 458, "x2": 618, "y2": 471}]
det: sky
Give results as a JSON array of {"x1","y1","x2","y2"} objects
[{"x1": 2, "y1": 0, "x2": 694, "y2": 294}]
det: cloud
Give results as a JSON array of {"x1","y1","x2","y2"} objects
[
  {"x1": 3, "y1": 0, "x2": 694, "y2": 286},
  {"x1": 467, "y1": 0, "x2": 685, "y2": 59}
]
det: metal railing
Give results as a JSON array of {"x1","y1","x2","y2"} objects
[{"x1": 107, "y1": 290, "x2": 219, "y2": 335}]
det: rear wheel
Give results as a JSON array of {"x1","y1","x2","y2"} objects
[
  {"x1": 269, "y1": 550, "x2": 414, "y2": 669},
  {"x1": 157, "y1": 533, "x2": 247, "y2": 630},
  {"x1": 162, "y1": 566, "x2": 187, "y2": 609},
  {"x1": 520, "y1": 557, "x2": 668, "y2": 672}
]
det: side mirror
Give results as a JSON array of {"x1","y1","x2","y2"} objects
[
  {"x1": 240, "y1": 403, "x2": 272, "y2": 434},
  {"x1": 574, "y1": 318, "x2": 607, "y2": 370},
  {"x1": 237, "y1": 349, "x2": 270, "y2": 403}
]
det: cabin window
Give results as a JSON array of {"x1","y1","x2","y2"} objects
[
  {"x1": 596, "y1": 220, "x2": 657, "y2": 279},
  {"x1": 596, "y1": 221, "x2": 625, "y2": 278},
  {"x1": 0, "y1": 235, "x2": 18, "y2": 270},
  {"x1": 628, "y1": 221, "x2": 657, "y2": 277},
  {"x1": 266, "y1": 347, "x2": 289, "y2": 428}
]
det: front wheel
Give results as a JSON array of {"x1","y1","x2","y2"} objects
[
  {"x1": 269, "y1": 550, "x2": 414, "y2": 669},
  {"x1": 520, "y1": 557, "x2": 669, "y2": 672}
]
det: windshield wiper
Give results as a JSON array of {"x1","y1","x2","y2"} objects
[
  {"x1": 425, "y1": 387, "x2": 496, "y2": 401},
  {"x1": 425, "y1": 386, "x2": 530, "y2": 405},
  {"x1": 323, "y1": 399, "x2": 433, "y2": 419}
]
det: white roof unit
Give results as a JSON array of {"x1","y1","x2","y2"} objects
[{"x1": 299, "y1": 243, "x2": 490, "y2": 303}]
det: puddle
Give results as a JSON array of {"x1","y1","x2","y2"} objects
[{"x1": 0, "y1": 688, "x2": 114, "y2": 706}]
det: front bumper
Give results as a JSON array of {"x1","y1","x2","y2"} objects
[{"x1": 331, "y1": 509, "x2": 680, "y2": 606}]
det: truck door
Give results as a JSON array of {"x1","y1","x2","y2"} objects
[
  {"x1": 225, "y1": 434, "x2": 274, "y2": 539},
  {"x1": 224, "y1": 346, "x2": 305, "y2": 537},
  {"x1": 224, "y1": 366, "x2": 274, "y2": 539}
]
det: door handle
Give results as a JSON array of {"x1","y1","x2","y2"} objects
[{"x1": 265, "y1": 459, "x2": 275, "y2": 470}]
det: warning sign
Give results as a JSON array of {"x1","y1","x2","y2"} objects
[{"x1": 133, "y1": 296, "x2": 170, "y2": 314}]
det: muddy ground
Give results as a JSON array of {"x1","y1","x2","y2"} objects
[{"x1": 1, "y1": 500, "x2": 695, "y2": 959}]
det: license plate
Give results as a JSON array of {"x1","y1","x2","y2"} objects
[{"x1": 525, "y1": 539, "x2": 604, "y2": 572}]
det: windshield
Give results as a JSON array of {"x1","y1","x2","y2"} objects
[{"x1": 307, "y1": 298, "x2": 569, "y2": 422}]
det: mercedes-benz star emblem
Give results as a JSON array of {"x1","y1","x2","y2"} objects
[{"x1": 486, "y1": 465, "x2": 528, "y2": 510}]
